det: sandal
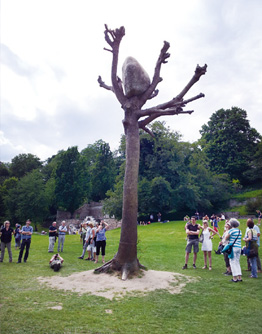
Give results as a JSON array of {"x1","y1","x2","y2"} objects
[{"x1": 202, "y1": 265, "x2": 207, "y2": 269}]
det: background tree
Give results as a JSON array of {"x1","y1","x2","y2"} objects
[
  {"x1": 55, "y1": 147, "x2": 83, "y2": 214},
  {"x1": 96, "y1": 25, "x2": 207, "y2": 279},
  {"x1": 200, "y1": 107, "x2": 261, "y2": 184},
  {"x1": 10, "y1": 153, "x2": 42, "y2": 178}
]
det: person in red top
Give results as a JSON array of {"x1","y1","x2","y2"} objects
[{"x1": 182, "y1": 216, "x2": 200, "y2": 269}]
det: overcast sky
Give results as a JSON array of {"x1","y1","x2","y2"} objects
[{"x1": 1, "y1": 0, "x2": 261, "y2": 163}]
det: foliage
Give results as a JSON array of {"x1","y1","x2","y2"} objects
[
  {"x1": 200, "y1": 107, "x2": 261, "y2": 184},
  {"x1": 1, "y1": 220, "x2": 261, "y2": 334},
  {"x1": 54, "y1": 146, "x2": 84, "y2": 213},
  {"x1": 107, "y1": 121, "x2": 232, "y2": 220},
  {"x1": 9, "y1": 153, "x2": 42, "y2": 178},
  {"x1": 246, "y1": 196, "x2": 262, "y2": 215}
]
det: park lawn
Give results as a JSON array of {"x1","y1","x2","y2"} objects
[{"x1": 0, "y1": 219, "x2": 261, "y2": 334}]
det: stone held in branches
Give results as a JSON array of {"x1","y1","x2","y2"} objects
[{"x1": 122, "y1": 57, "x2": 151, "y2": 98}]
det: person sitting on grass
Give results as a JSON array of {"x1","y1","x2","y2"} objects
[{"x1": 49, "y1": 253, "x2": 64, "y2": 272}]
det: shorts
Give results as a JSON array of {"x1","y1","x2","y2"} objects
[
  {"x1": 186, "y1": 239, "x2": 199, "y2": 253},
  {"x1": 87, "y1": 241, "x2": 96, "y2": 252}
]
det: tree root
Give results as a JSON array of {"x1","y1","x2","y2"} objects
[{"x1": 94, "y1": 257, "x2": 146, "y2": 280}]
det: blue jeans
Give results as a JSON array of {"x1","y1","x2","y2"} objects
[{"x1": 249, "y1": 256, "x2": 257, "y2": 278}]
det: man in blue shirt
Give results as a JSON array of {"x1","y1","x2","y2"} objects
[
  {"x1": 17, "y1": 219, "x2": 33, "y2": 263},
  {"x1": 57, "y1": 221, "x2": 67, "y2": 252}
]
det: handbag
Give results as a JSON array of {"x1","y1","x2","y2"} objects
[
  {"x1": 246, "y1": 230, "x2": 258, "y2": 258},
  {"x1": 199, "y1": 230, "x2": 204, "y2": 243},
  {"x1": 222, "y1": 230, "x2": 240, "y2": 255}
]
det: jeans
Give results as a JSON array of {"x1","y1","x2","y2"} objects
[
  {"x1": 80, "y1": 241, "x2": 88, "y2": 258},
  {"x1": 0, "y1": 242, "x2": 12, "y2": 261},
  {"x1": 18, "y1": 239, "x2": 31, "y2": 262},
  {"x1": 58, "y1": 235, "x2": 65, "y2": 252},
  {"x1": 249, "y1": 256, "x2": 257, "y2": 278}
]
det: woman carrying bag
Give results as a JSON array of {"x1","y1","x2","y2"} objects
[
  {"x1": 224, "y1": 218, "x2": 242, "y2": 282},
  {"x1": 243, "y1": 219, "x2": 258, "y2": 278}
]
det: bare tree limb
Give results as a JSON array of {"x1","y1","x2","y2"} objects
[
  {"x1": 175, "y1": 64, "x2": 207, "y2": 100},
  {"x1": 138, "y1": 108, "x2": 194, "y2": 129},
  {"x1": 139, "y1": 41, "x2": 170, "y2": 105},
  {"x1": 139, "y1": 124, "x2": 155, "y2": 138},
  {"x1": 147, "y1": 89, "x2": 159, "y2": 100},
  {"x1": 97, "y1": 76, "x2": 114, "y2": 92},
  {"x1": 103, "y1": 24, "x2": 127, "y2": 105},
  {"x1": 137, "y1": 93, "x2": 205, "y2": 118}
]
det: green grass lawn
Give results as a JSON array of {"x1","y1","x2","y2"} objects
[{"x1": 0, "y1": 220, "x2": 261, "y2": 334}]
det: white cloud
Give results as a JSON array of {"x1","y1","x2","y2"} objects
[{"x1": 1, "y1": 0, "x2": 262, "y2": 162}]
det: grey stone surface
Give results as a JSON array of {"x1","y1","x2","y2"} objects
[{"x1": 122, "y1": 57, "x2": 151, "y2": 97}]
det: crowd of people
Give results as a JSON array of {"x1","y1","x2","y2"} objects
[
  {"x1": 0, "y1": 218, "x2": 109, "y2": 268},
  {"x1": 1, "y1": 213, "x2": 261, "y2": 282},
  {"x1": 182, "y1": 215, "x2": 261, "y2": 282}
]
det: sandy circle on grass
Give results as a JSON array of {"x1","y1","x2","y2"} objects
[{"x1": 37, "y1": 269, "x2": 196, "y2": 300}]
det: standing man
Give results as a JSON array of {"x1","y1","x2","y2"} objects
[
  {"x1": 48, "y1": 221, "x2": 57, "y2": 253},
  {"x1": 182, "y1": 216, "x2": 200, "y2": 269},
  {"x1": 0, "y1": 221, "x2": 14, "y2": 263},
  {"x1": 17, "y1": 219, "x2": 33, "y2": 263},
  {"x1": 57, "y1": 221, "x2": 67, "y2": 253}
]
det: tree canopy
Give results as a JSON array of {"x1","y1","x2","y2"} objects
[{"x1": 200, "y1": 107, "x2": 261, "y2": 184}]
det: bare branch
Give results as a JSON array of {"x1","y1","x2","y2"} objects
[
  {"x1": 138, "y1": 108, "x2": 194, "y2": 129},
  {"x1": 147, "y1": 89, "x2": 159, "y2": 100},
  {"x1": 97, "y1": 76, "x2": 114, "y2": 92},
  {"x1": 139, "y1": 124, "x2": 155, "y2": 138},
  {"x1": 138, "y1": 93, "x2": 205, "y2": 118},
  {"x1": 102, "y1": 25, "x2": 126, "y2": 105},
  {"x1": 175, "y1": 64, "x2": 207, "y2": 100},
  {"x1": 139, "y1": 41, "x2": 170, "y2": 105}
]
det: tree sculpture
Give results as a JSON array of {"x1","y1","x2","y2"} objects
[{"x1": 95, "y1": 25, "x2": 207, "y2": 280}]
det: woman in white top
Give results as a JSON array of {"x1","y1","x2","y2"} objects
[{"x1": 200, "y1": 220, "x2": 219, "y2": 270}]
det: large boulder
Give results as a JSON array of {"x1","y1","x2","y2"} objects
[{"x1": 122, "y1": 57, "x2": 151, "y2": 98}]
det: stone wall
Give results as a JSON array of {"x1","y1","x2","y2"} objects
[{"x1": 57, "y1": 202, "x2": 103, "y2": 223}]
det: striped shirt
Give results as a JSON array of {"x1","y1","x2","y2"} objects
[{"x1": 229, "y1": 228, "x2": 242, "y2": 248}]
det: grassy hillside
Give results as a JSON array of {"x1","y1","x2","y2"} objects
[{"x1": 0, "y1": 219, "x2": 261, "y2": 334}]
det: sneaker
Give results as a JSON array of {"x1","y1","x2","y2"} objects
[
  {"x1": 182, "y1": 264, "x2": 188, "y2": 270},
  {"x1": 224, "y1": 272, "x2": 232, "y2": 276},
  {"x1": 193, "y1": 264, "x2": 196, "y2": 269},
  {"x1": 78, "y1": 257, "x2": 83, "y2": 259},
  {"x1": 237, "y1": 279, "x2": 243, "y2": 282},
  {"x1": 85, "y1": 258, "x2": 91, "y2": 261},
  {"x1": 223, "y1": 271, "x2": 228, "y2": 275}
]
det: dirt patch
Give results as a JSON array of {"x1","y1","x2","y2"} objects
[{"x1": 37, "y1": 269, "x2": 195, "y2": 300}]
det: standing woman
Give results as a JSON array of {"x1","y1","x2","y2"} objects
[
  {"x1": 78, "y1": 222, "x2": 88, "y2": 259},
  {"x1": 200, "y1": 220, "x2": 219, "y2": 270},
  {"x1": 95, "y1": 220, "x2": 109, "y2": 264},
  {"x1": 243, "y1": 219, "x2": 258, "y2": 278},
  {"x1": 219, "y1": 221, "x2": 232, "y2": 276},
  {"x1": 0, "y1": 221, "x2": 14, "y2": 263},
  {"x1": 226, "y1": 218, "x2": 242, "y2": 282}
]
